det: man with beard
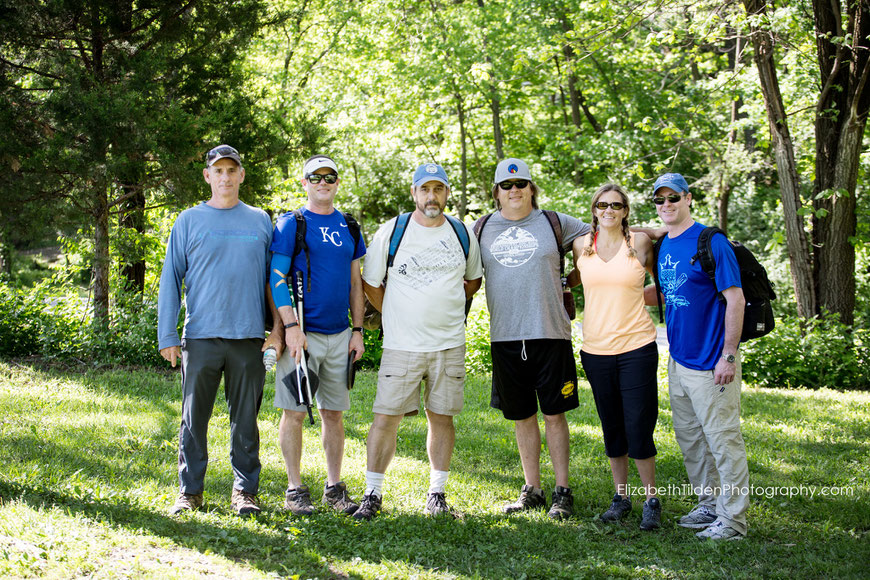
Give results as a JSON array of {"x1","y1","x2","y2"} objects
[{"x1": 354, "y1": 163, "x2": 483, "y2": 520}]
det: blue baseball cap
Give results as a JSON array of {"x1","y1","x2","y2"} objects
[
  {"x1": 653, "y1": 173, "x2": 690, "y2": 196},
  {"x1": 413, "y1": 163, "x2": 450, "y2": 188}
]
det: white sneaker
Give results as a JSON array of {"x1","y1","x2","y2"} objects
[
  {"x1": 678, "y1": 504, "x2": 717, "y2": 528},
  {"x1": 695, "y1": 520, "x2": 744, "y2": 541}
]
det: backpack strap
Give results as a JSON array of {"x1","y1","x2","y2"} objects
[
  {"x1": 692, "y1": 226, "x2": 721, "y2": 282},
  {"x1": 292, "y1": 209, "x2": 313, "y2": 292},
  {"x1": 341, "y1": 211, "x2": 362, "y2": 251},
  {"x1": 444, "y1": 214, "x2": 470, "y2": 259},
  {"x1": 473, "y1": 212, "x2": 493, "y2": 241},
  {"x1": 542, "y1": 209, "x2": 566, "y2": 278},
  {"x1": 652, "y1": 237, "x2": 664, "y2": 323}
]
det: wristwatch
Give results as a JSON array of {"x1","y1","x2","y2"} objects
[
  {"x1": 721, "y1": 353, "x2": 736, "y2": 363},
  {"x1": 352, "y1": 327, "x2": 363, "y2": 334}
]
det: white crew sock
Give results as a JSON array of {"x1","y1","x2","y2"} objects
[
  {"x1": 428, "y1": 469, "x2": 450, "y2": 494},
  {"x1": 364, "y1": 471, "x2": 385, "y2": 498}
]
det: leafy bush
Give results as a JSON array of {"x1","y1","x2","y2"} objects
[
  {"x1": 741, "y1": 312, "x2": 870, "y2": 390},
  {"x1": 465, "y1": 307, "x2": 492, "y2": 375}
]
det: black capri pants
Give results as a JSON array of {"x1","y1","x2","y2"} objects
[{"x1": 580, "y1": 341, "x2": 658, "y2": 459}]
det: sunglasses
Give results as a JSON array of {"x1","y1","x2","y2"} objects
[
  {"x1": 306, "y1": 173, "x2": 338, "y2": 184},
  {"x1": 498, "y1": 180, "x2": 529, "y2": 190},
  {"x1": 594, "y1": 201, "x2": 626, "y2": 210},
  {"x1": 652, "y1": 193, "x2": 684, "y2": 205},
  {"x1": 206, "y1": 145, "x2": 239, "y2": 163}
]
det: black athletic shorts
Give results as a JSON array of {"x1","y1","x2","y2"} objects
[{"x1": 490, "y1": 339, "x2": 579, "y2": 420}]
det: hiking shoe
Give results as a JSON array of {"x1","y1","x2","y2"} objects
[
  {"x1": 352, "y1": 492, "x2": 382, "y2": 520},
  {"x1": 168, "y1": 492, "x2": 203, "y2": 515},
  {"x1": 678, "y1": 504, "x2": 717, "y2": 529},
  {"x1": 425, "y1": 492, "x2": 455, "y2": 518},
  {"x1": 231, "y1": 489, "x2": 260, "y2": 517},
  {"x1": 503, "y1": 484, "x2": 546, "y2": 514},
  {"x1": 640, "y1": 497, "x2": 662, "y2": 530},
  {"x1": 284, "y1": 485, "x2": 314, "y2": 516},
  {"x1": 323, "y1": 481, "x2": 359, "y2": 515},
  {"x1": 695, "y1": 520, "x2": 744, "y2": 541},
  {"x1": 600, "y1": 493, "x2": 632, "y2": 522},
  {"x1": 547, "y1": 486, "x2": 574, "y2": 520}
]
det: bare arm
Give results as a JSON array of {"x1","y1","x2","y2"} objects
[
  {"x1": 263, "y1": 284, "x2": 285, "y2": 357},
  {"x1": 631, "y1": 225, "x2": 668, "y2": 241},
  {"x1": 348, "y1": 259, "x2": 365, "y2": 361},
  {"x1": 464, "y1": 277, "x2": 482, "y2": 300},
  {"x1": 713, "y1": 285, "x2": 745, "y2": 385}
]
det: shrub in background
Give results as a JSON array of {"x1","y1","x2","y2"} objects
[
  {"x1": 741, "y1": 312, "x2": 870, "y2": 390},
  {"x1": 465, "y1": 307, "x2": 492, "y2": 375}
]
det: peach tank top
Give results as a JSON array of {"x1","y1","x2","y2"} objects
[{"x1": 577, "y1": 232, "x2": 656, "y2": 355}]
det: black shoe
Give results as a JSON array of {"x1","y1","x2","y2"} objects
[
  {"x1": 352, "y1": 492, "x2": 382, "y2": 520},
  {"x1": 547, "y1": 486, "x2": 574, "y2": 521},
  {"x1": 600, "y1": 493, "x2": 632, "y2": 522},
  {"x1": 640, "y1": 497, "x2": 661, "y2": 530},
  {"x1": 425, "y1": 492, "x2": 455, "y2": 518},
  {"x1": 323, "y1": 481, "x2": 359, "y2": 515},
  {"x1": 504, "y1": 484, "x2": 546, "y2": 514}
]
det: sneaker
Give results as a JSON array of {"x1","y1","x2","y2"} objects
[
  {"x1": 425, "y1": 492, "x2": 455, "y2": 518},
  {"x1": 504, "y1": 484, "x2": 546, "y2": 514},
  {"x1": 640, "y1": 497, "x2": 662, "y2": 530},
  {"x1": 323, "y1": 482, "x2": 359, "y2": 515},
  {"x1": 695, "y1": 520, "x2": 744, "y2": 541},
  {"x1": 547, "y1": 486, "x2": 574, "y2": 521},
  {"x1": 600, "y1": 493, "x2": 632, "y2": 522},
  {"x1": 678, "y1": 504, "x2": 717, "y2": 529},
  {"x1": 168, "y1": 492, "x2": 203, "y2": 515},
  {"x1": 284, "y1": 485, "x2": 314, "y2": 516},
  {"x1": 352, "y1": 491, "x2": 382, "y2": 520},
  {"x1": 231, "y1": 489, "x2": 261, "y2": 517}
]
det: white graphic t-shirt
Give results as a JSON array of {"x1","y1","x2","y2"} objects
[{"x1": 363, "y1": 216, "x2": 483, "y2": 352}]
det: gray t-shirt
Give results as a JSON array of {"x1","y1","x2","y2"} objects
[
  {"x1": 157, "y1": 201, "x2": 273, "y2": 349},
  {"x1": 479, "y1": 209, "x2": 591, "y2": 342}
]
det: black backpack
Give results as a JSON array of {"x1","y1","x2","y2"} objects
[
  {"x1": 289, "y1": 208, "x2": 361, "y2": 293},
  {"x1": 652, "y1": 227, "x2": 776, "y2": 342}
]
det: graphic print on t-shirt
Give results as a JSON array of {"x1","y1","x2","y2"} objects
[
  {"x1": 489, "y1": 226, "x2": 538, "y2": 267},
  {"x1": 660, "y1": 254, "x2": 690, "y2": 308},
  {"x1": 395, "y1": 237, "x2": 464, "y2": 289}
]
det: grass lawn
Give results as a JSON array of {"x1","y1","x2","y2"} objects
[{"x1": 1, "y1": 358, "x2": 868, "y2": 579}]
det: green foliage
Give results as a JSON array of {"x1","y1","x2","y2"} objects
[
  {"x1": 0, "y1": 281, "x2": 162, "y2": 366},
  {"x1": 464, "y1": 306, "x2": 492, "y2": 376},
  {"x1": 742, "y1": 313, "x2": 870, "y2": 390}
]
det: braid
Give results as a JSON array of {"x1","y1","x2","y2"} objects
[
  {"x1": 583, "y1": 215, "x2": 598, "y2": 255},
  {"x1": 622, "y1": 217, "x2": 636, "y2": 258}
]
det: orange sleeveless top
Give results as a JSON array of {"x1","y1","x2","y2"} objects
[{"x1": 577, "y1": 232, "x2": 656, "y2": 355}]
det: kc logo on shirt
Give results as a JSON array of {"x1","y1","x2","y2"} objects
[{"x1": 320, "y1": 227, "x2": 343, "y2": 247}]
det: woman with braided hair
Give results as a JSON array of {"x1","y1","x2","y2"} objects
[{"x1": 570, "y1": 183, "x2": 661, "y2": 530}]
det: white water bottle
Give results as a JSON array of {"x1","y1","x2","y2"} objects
[{"x1": 263, "y1": 347, "x2": 277, "y2": 371}]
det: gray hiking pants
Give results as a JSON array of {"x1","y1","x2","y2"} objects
[{"x1": 178, "y1": 338, "x2": 265, "y2": 495}]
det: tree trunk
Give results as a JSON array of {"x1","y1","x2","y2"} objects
[
  {"x1": 119, "y1": 184, "x2": 146, "y2": 293},
  {"x1": 810, "y1": 0, "x2": 870, "y2": 325},
  {"x1": 93, "y1": 185, "x2": 111, "y2": 327},
  {"x1": 743, "y1": 0, "x2": 817, "y2": 318},
  {"x1": 477, "y1": 0, "x2": 504, "y2": 161},
  {"x1": 455, "y1": 91, "x2": 468, "y2": 219}
]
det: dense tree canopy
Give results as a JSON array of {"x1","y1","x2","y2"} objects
[{"x1": 2, "y1": 0, "x2": 868, "y2": 327}]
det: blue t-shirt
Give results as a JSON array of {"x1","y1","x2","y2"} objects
[
  {"x1": 658, "y1": 222, "x2": 741, "y2": 370},
  {"x1": 270, "y1": 208, "x2": 366, "y2": 334},
  {"x1": 157, "y1": 202, "x2": 273, "y2": 349}
]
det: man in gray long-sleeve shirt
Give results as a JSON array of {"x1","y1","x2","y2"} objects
[{"x1": 157, "y1": 144, "x2": 277, "y2": 517}]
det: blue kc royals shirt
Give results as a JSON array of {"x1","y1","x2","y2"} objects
[{"x1": 657, "y1": 222, "x2": 741, "y2": 371}]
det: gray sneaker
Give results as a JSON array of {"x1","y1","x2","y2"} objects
[
  {"x1": 425, "y1": 492, "x2": 455, "y2": 518},
  {"x1": 678, "y1": 504, "x2": 717, "y2": 529},
  {"x1": 284, "y1": 485, "x2": 314, "y2": 516},
  {"x1": 695, "y1": 520, "x2": 744, "y2": 541},
  {"x1": 169, "y1": 492, "x2": 203, "y2": 515},
  {"x1": 352, "y1": 492, "x2": 382, "y2": 520},
  {"x1": 600, "y1": 493, "x2": 632, "y2": 522},
  {"x1": 547, "y1": 486, "x2": 574, "y2": 521},
  {"x1": 504, "y1": 485, "x2": 546, "y2": 514},
  {"x1": 640, "y1": 497, "x2": 661, "y2": 530},
  {"x1": 323, "y1": 482, "x2": 359, "y2": 515}
]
